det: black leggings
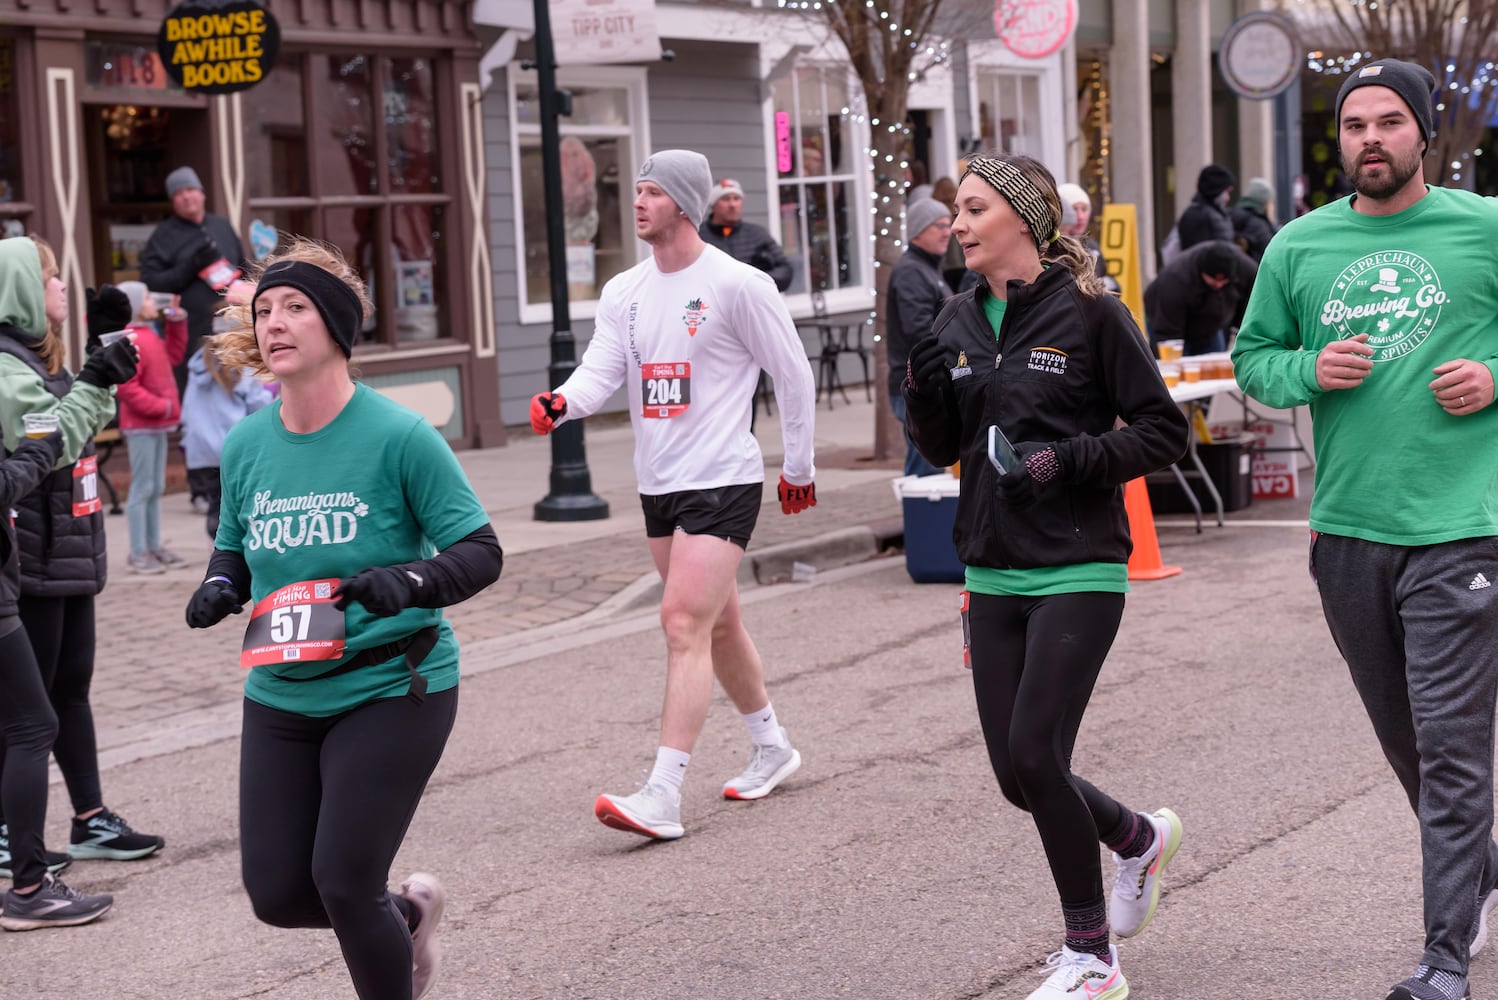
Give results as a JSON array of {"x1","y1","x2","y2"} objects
[
  {"x1": 239, "y1": 687, "x2": 458, "y2": 1000},
  {"x1": 968, "y1": 590, "x2": 1132, "y2": 905},
  {"x1": 0, "y1": 621, "x2": 60, "y2": 888},
  {"x1": 0, "y1": 594, "x2": 101, "y2": 822}
]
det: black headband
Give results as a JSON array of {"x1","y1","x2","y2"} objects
[
  {"x1": 963, "y1": 157, "x2": 1059, "y2": 253},
  {"x1": 252, "y1": 260, "x2": 363, "y2": 357}
]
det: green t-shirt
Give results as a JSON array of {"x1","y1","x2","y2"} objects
[
  {"x1": 971, "y1": 284, "x2": 1126, "y2": 595},
  {"x1": 1233, "y1": 187, "x2": 1498, "y2": 545},
  {"x1": 217, "y1": 384, "x2": 492, "y2": 716}
]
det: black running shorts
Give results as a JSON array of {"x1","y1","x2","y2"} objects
[{"x1": 640, "y1": 483, "x2": 762, "y2": 550}]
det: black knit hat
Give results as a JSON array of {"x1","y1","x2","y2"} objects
[
  {"x1": 1199, "y1": 242, "x2": 1238, "y2": 282},
  {"x1": 1336, "y1": 59, "x2": 1437, "y2": 146},
  {"x1": 1196, "y1": 165, "x2": 1236, "y2": 200},
  {"x1": 86, "y1": 285, "x2": 133, "y2": 341}
]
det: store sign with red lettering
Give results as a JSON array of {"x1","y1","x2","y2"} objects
[
  {"x1": 157, "y1": 0, "x2": 279, "y2": 95},
  {"x1": 994, "y1": 0, "x2": 1077, "y2": 60}
]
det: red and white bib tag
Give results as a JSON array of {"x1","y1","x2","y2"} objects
[
  {"x1": 641, "y1": 362, "x2": 691, "y2": 419},
  {"x1": 72, "y1": 455, "x2": 101, "y2": 517},
  {"x1": 241, "y1": 578, "x2": 346, "y2": 669},
  {"x1": 199, "y1": 258, "x2": 243, "y2": 292}
]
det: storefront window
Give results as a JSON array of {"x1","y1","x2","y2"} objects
[
  {"x1": 385, "y1": 58, "x2": 439, "y2": 194},
  {"x1": 510, "y1": 70, "x2": 643, "y2": 313},
  {"x1": 391, "y1": 204, "x2": 443, "y2": 341},
  {"x1": 0, "y1": 34, "x2": 20, "y2": 208},
  {"x1": 244, "y1": 56, "x2": 306, "y2": 199},
  {"x1": 978, "y1": 71, "x2": 1043, "y2": 158},
  {"x1": 323, "y1": 55, "x2": 379, "y2": 196},
  {"x1": 247, "y1": 51, "x2": 452, "y2": 346},
  {"x1": 775, "y1": 64, "x2": 860, "y2": 294}
]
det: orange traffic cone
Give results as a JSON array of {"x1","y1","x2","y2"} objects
[{"x1": 1125, "y1": 477, "x2": 1181, "y2": 580}]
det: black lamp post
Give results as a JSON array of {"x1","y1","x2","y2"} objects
[{"x1": 531, "y1": 0, "x2": 609, "y2": 522}]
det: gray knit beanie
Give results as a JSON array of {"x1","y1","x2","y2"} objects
[
  {"x1": 637, "y1": 150, "x2": 712, "y2": 227},
  {"x1": 904, "y1": 198, "x2": 951, "y2": 242},
  {"x1": 166, "y1": 165, "x2": 204, "y2": 197}
]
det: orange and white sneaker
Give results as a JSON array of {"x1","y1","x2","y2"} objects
[
  {"x1": 1027, "y1": 946, "x2": 1128, "y2": 999},
  {"x1": 1109, "y1": 808, "x2": 1183, "y2": 938},
  {"x1": 594, "y1": 781, "x2": 684, "y2": 840}
]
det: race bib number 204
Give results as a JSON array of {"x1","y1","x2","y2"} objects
[
  {"x1": 642, "y1": 361, "x2": 690, "y2": 418},
  {"x1": 241, "y1": 578, "x2": 346, "y2": 669}
]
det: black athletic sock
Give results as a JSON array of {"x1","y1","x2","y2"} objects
[{"x1": 1104, "y1": 810, "x2": 1155, "y2": 859}]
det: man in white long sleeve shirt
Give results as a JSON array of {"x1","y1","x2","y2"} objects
[{"x1": 530, "y1": 149, "x2": 817, "y2": 840}]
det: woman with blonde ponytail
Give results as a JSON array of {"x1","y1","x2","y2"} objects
[{"x1": 899, "y1": 153, "x2": 1190, "y2": 998}]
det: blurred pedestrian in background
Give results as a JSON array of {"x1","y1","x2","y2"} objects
[{"x1": 99, "y1": 281, "x2": 189, "y2": 574}]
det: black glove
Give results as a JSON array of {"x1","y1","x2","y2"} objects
[
  {"x1": 905, "y1": 336, "x2": 949, "y2": 397},
  {"x1": 185, "y1": 577, "x2": 244, "y2": 628},
  {"x1": 13, "y1": 430, "x2": 64, "y2": 467},
  {"x1": 333, "y1": 566, "x2": 421, "y2": 617},
  {"x1": 76, "y1": 336, "x2": 140, "y2": 388},
  {"x1": 192, "y1": 234, "x2": 222, "y2": 270},
  {"x1": 997, "y1": 445, "x2": 1065, "y2": 510}
]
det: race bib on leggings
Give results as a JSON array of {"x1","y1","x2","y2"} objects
[{"x1": 241, "y1": 578, "x2": 346, "y2": 668}]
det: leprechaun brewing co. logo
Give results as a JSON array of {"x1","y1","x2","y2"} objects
[
  {"x1": 157, "y1": 0, "x2": 280, "y2": 95},
  {"x1": 1319, "y1": 250, "x2": 1447, "y2": 362}
]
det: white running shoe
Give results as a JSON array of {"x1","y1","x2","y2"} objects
[
  {"x1": 1026, "y1": 946, "x2": 1129, "y2": 999},
  {"x1": 1472, "y1": 886, "x2": 1498, "y2": 958},
  {"x1": 1109, "y1": 807, "x2": 1183, "y2": 938},
  {"x1": 399, "y1": 872, "x2": 445, "y2": 1000},
  {"x1": 722, "y1": 728, "x2": 801, "y2": 800},
  {"x1": 594, "y1": 781, "x2": 684, "y2": 840}
]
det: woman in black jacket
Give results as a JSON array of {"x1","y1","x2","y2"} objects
[{"x1": 901, "y1": 154, "x2": 1189, "y2": 1000}]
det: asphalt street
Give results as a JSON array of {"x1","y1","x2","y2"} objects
[{"x1": 4, "y1": 514, "x2": 1488, "y2": 999}]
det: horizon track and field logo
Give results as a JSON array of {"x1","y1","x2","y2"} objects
[
  {"x1": 1320, "y1": 250, "x2": 1447, "y2": 362},
  {"x1": 1027, "y1": 347, "x2": 1069, "y2": 376}
]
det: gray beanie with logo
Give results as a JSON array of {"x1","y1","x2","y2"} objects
[
  {"x1": 637, "y1": 150, "x2": 713, "y2": 227},
  {"x1": 1336, "y1": 58, "x2": 1437, "y2": 145}
]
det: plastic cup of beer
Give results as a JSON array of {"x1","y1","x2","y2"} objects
[
  {"x1": 98, "y1": 330, "x2": 130, "y2": 348},
  {"x1": 23, "y1": 413, "x2": 59, "y2": 439},
  {"x1": 1160, "y1": 340, "x2": 1184, "y2": 362},
  {"x1": 1181, "y1": 362, "x2": 1202, "y2": 383},
  {"x1": 1161, "y1": 365, "x2": 1180, "y2": 388}
]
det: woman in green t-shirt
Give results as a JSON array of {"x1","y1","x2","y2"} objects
[{"x1": 185, "y1": 238, "x2": 501, "y2": 1000}]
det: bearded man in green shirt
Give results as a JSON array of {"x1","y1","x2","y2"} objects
[{"x1": 1233, "y1": 59, "x2": 1498, "y2": 1000}]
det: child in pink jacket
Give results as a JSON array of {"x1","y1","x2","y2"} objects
[{"x1": 96, "y1": 282, "x2": 188, "y2": 573}]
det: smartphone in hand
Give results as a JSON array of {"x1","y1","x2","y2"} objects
[{"x1": 987, "y1": 424, "x2": 1020, "y2": 475}]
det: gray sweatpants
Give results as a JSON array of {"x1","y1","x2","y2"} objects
[{"x1": 1313, "y1": 532, "x2": 1498, "y2": 974}]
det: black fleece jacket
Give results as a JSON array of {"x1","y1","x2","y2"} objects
[{"x1": 902, "y1": 267, "x2": 1187, "y2": 570}]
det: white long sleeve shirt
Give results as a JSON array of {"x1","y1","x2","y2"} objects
[{"x1": 556, "y1": 243, "x2": 816, "y2": 495}]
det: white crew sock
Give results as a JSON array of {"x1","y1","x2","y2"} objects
[
  {"x1": 742, "y1": 703, "x2": 786, "y2": 747},
  {"x1": 649, "y1": 746, "x2": 691, "y2": 795}
]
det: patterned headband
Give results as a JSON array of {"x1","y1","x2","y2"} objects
[{"x1": 963, "y1": 157, "x2": 1059, "y2": 252}]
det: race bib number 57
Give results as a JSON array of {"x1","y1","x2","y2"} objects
[
  {"x1": 241, "y1": 578, "x2": 346, "y2": 669},
  {"x1": 642, "y1": 362, "x2": 690, "y2": 418}
]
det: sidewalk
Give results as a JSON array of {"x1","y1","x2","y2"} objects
[{"x1": 89, "y1": 393, "x2": 907, "y2": 769}]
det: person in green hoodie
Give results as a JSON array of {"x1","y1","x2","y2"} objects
[
  {"x1": 0, "y1": 235, "x2": 140, "y2": 930},
  {"x1": 1233, "y1": 59, "x2": 1498, "y2": 1000}
]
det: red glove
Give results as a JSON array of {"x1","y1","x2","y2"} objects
[
  {"x1": 529, "y1": 392, "x2": 567, "y2": 435},
  {"x1": 778, "y1": 476, "x2": 816, "y2": 515}
]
